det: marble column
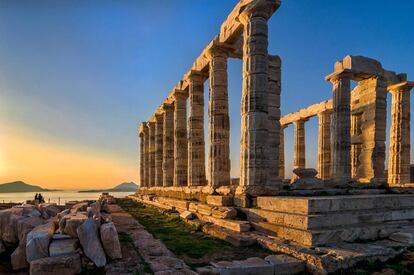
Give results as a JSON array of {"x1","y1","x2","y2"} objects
[
  {"x1": 139, "y1": 124, "x2": 145, "y2": 187},
  {"x1": 187, "y1": 71, "x2": 206, "y2": 186},
  {"x1": 143, "y1": 124, "x2": 150, "y2": 187},
  {"x1": 327, "y1": 71, "x2": 352, "y2": 182},
  {"x1": 317, "y1": 111, "x2": 331, "y2": 180},
  {"x1": 388, "y1": 81, "x2": 414, "y2": 185},
  {"x1": 268, "y1": 55, "x2": 282, "y2": 186},
  {"x1": 278, "y1": 125, "x2": 286, "y2": 179},
  {"x1": 237, "y1": 1, "x2": 278, "y2": 195},
  {"x1": 206, "y1": 46, "x2": 231, "y2": 189},
  {"x1": 162, "y1": 103, "x2": 174, "y2": 187},
  {"x1": 293, "y1": 120, "x2": 306, "y2": 173},
  {"x1": 154, "y1": 113, "x2": 164, "y2": 187},
  {"x1": 173, "y1": 90, "x2": 188, "y2": 186},
  {"x1": 148, "y1": 121, "x2": 156, "y2": 187}
]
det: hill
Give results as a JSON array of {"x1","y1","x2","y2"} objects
[
  {"x1": 0, "y1": 181, "x2": 55, "y2": 193},
  {"x1": 78, "y1": 182, "x2": 138, "y2": 193}
]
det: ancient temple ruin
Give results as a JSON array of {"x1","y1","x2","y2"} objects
[{"x1": 133, "y1": 0, "x2": 414, "y2": 273}]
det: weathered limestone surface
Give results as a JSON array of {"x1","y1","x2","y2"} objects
[
  {"x1": 187, "y1": 71, "x2": 206, "y2": 186},
  {"x1": 148, "y1": 121, "x2": 156, "y2": 187},
  {"x1": 293, "y1": 120, "x2": 306, "y2": 176},
  {"x1": 29, "y1": 253, "x2": 82, "y2": 275},
  {"x1": 100, "y1": 222, "x2": 122, "y2": 260},
  {"x1": 327, "y1": 71, "x2": 352, "y2": 183},
  {"x1": 268, "y1": 55, "x2": 282, "y2": 186},
  {"x1": 207, "y1": 45, "x2": 231, "y2": 189},
  {"x1": 155, "y1": 114, "x2": 164, "y2": 187},
  {"x1": 173, "y1": 91, "x2": 188, "y2": 187},
  {"x1": 238, "y1": 0, "x2": 280, "y2": 196},
  {"x1": 162, "y1": 103, "x2": 174, "y2": 187},
  {"x1": 388, "y1": 82, "x2": 413, "y2": 185},
  {"x1": 77, "y1": 218, "x2": 106, "y2": 267},
  {"x1": 49, "y1": 238, "x2": 78, "y2": 257},
  {"x1": 351, "y1": 77, "x2": 387, "y2": 184},
  {"x1": 139, "y1": 124, "x2": 145, "y2": 187},
  {"x1": 143, "y1": 125, "x2": 150, "y2": 187},
  {"x1": 317, "y1": 111, "x2": 331, "y2": 180},
  {"x1": 26, "y1": 222, "x2": 55, "y2": 262},
  {"x1": 279, "y1": 125, "x2": 286, "y2": 179}
]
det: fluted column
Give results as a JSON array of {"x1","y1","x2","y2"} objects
[
  {"x1": 279, "y1": 125, "x2": 287, "y2": 179},
  {"x1": 388, "y1": 81, "x2": 413, "y2": 185},
  {"x1": 139, "y1": 123, "x2": 146, "y2": 187},
  {"x1": 326, "y1": 71, "x2": 352, "y2": 182},
  {"x1": 187, "y1": 71, "x2": 206, "y2": 186},
  {"x1": 173, "y1": 90, "x2": 188, "y2": 186},
  {"x1": 148, "y1": 121, "x2": 156, "y2": 187},
  {"x1": 293, "y1": 120, "x2": 306, "y2": 172},
  {"x1": 268, "y1": 55, "x2": 282, "y2": 186},
  {"x1": 154, "y1": 114, "x2": 164, "y2": 187},
  {"x1": 206, "y1": 46, "x2": 230, "y2": 189},
  {"x1": 143, "y1": 124, "x2": 150, "y2": 187},
  {"x1": 317, "y1": 111, "x2": 332, "y2": 180},
  {"x1": 237, "y1": 0, "x2": 280, "y2": 195},
  {"x1": 162, "y1": 103, "x2": 174, "y2": 187}
]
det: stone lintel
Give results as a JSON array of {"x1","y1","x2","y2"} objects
[
  {"x1": 387, "y1": 81, "x2": 414, "y2": 92},
  {"x1": 325, "y1": 69, "x2": 354, "y2": 82},
  {"x1": 183, "y1": 69, "x2": 208, "y2": 84},
  {"x1": 280, "y1": 100, "x2": 332, "y2": 126}
]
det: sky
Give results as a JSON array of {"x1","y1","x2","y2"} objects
[{"x1": 0, "y1": 0, "x2": 413, "y2": 189}]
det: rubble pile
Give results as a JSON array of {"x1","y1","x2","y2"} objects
[{"x1": 0, "y1": 193, "x2": 121, "y2": 275}]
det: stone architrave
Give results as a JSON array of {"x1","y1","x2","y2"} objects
[
  {"x1": 162, "y1": 103, "x2": 175, "y2": 187},
  {"x1": 279, "y1": 125, "x2": 287, "y2": 179},
  {"x1": 148, "y1": 121, "x2": 156, "y2": 187},
  {"x1": 139, "y1": 123, "x2": 146, "y2": 187},
  {"x1": 206, "y1": 45, "x2": 231, "y2": 189},
  {"x1": 173, "y1": 90, "x2": 188, "y2": 186},
  {"x1": 326, "y1": 71, "x2": 352, "y2": 183},
  {"x1": 187, "y1": 71, "x2": 206, "y2": 186},
  {"x1": 143, "y1": 124, "x2": 150, "y2": 187},
  {"x1": 154, "y1": 114, "x2": 164, "y2": 187},
  {"x1": 388, "y1": 81, "x2": 414, "y2": 185},
  {"x1": 237, "y1": 0, "x2": 280, "y2": 195},
  {"x1": 268, "y1": 55, "x2": 282, "y2": 187},
  {"x1": 317, "y1": 111, "x2": 331, "y2": 180},
  {"x1": 293, "y1": 119, "x2": 306, "y2": 180}
]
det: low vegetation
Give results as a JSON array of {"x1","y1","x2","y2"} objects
[{"x1": 117, "y1": 198, "x2": 270, "y2": 265}]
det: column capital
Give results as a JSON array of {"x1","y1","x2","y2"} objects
[
  {"x1": 172, "y1": 88, "x2": 187, "y2": 100},
  {"x1": 237, "y1": 0, "x2": 281, "y2": 24},
  {"x1": 388, "y1": 81, "x2": 414, "y2": 92},
  {"x1": 325, "y1": 69, "x2": 353, "y2": 83},
  {"x1": 293, "y1": 118, "x2": 309, "y2": 125},
  {"x1": 317, "y1": 109, "x2": 333, "y2": 117},
  {"x1": 184, "y1": 70, "x2": 208, "y2": 84},
  {"x1": 205, "y1": 43, "x2": 231, "y2": 60},
  {"x1": 161, "y1": 102, "x2": 174, "y2": 112},
  {"x1": 154, "y1": 112, "x2": 163, "y2": 120}
]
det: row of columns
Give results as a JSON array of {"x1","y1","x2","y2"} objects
[
  {"x1": 139, "y1": 1, "x2": 282, "y2": 194},
  {"x1": 279, "y1": 75, "x2": 412, "y2": 185}
]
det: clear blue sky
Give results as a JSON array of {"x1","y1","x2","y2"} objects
[{"x1": 0, "y1": 0, "x2": 413, "y2": 186}]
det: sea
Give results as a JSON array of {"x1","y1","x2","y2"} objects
[{"x1": 0, "y1": 190, "x2": 135, "y2": 205}]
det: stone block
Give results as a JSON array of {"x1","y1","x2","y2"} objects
[
  {"x1": 211, "y1": 207, "x2": 237, "y2": 219},
  {"x1": 264, "y1": 254, "x2": 305, "y2": 274},
  {"x1": 212, "y1": 257, "x2": 273, "y2": 275},
  {"x1": 26, "y1": 222, "x2": 55, "y2": 262},
  {"x1": 49, "y1": 238, "x2": 78, "y2": 257},
  {"x1": 200, "y1": 215, "x2": 250, "y2": 232},
  {"x1": 206, "y1": 195, "x2": 233, "y2": 206},
  {"x1": 77, "y1": 218, "x2": 106, "y2": 267},
  {"x1": 202, "y1": 224, "x2": 256, "y2": 247},
  {"x1": 390, "y1": 231, "x2": 414, "y2": 244},
  {"x1": 30, "y1": 253, "x2": 82, "y2": 275},
  {"x1": 197, "y1": 203, "x2": 213, "y2": 216},
  {"x1": 100, "y1": 222, "x2": 122, "y2": 259},
  {"x1": 11, "y1": 244, "x2": 28, "y2": 270},
  {"x1": 189, "y1": 203, "x2": 198, "y2": 212},
  {"x1": 180, "y1": 211, "x2": 195, "y2": 220}
]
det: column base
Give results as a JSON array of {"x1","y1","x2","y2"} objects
[{"x1": 235, "y1": 184, "x2": 281, "y2": 197}]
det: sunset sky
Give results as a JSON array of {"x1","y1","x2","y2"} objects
[{"x1": 1, "y1": 0, "x2": 413, "y2": 189}]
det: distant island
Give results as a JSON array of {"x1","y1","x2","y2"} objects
[
  {"x1": 0, "y1": 181, "x2": 58, "y2": 193},
  {"x1": 78, "y1": 182, "x2": 138, "y2": 193}
]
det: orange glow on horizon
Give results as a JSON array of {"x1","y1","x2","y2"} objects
[{"x1": 0, "y1": 122, "x2": 138, "y2": 189}]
